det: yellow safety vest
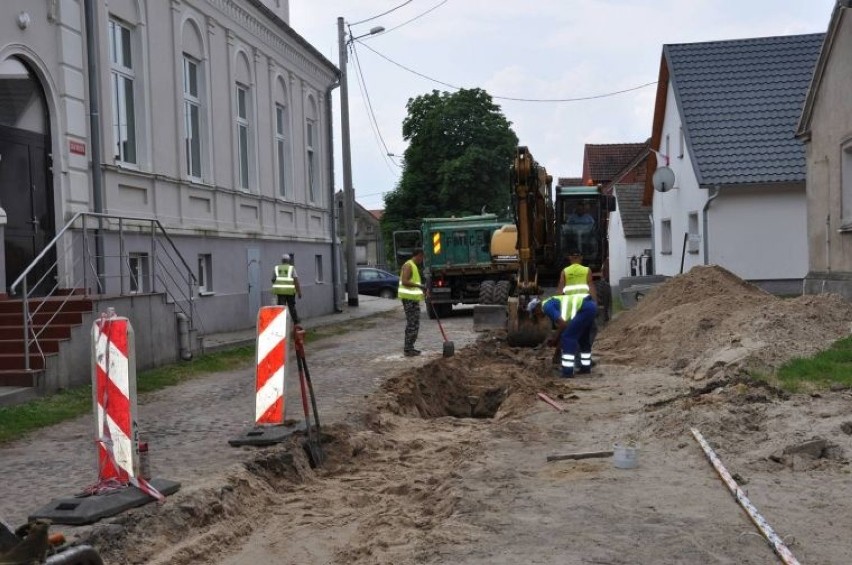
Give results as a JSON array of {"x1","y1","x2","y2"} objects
[
  {"x1": 397, "y1": 259, "x2": 424, "y2": 301},
  {"x1": 562, "y1": 264, "x2": 590, "y2": 295},
  {"x1": 544, "y1": 293, "x2": 588, "y2": 321},
  {"x1": 272, "y1": 264, "x2": 296, "y2": 295}
]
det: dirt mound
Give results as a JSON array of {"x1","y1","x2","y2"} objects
[{"x1": 598, "y1": 265, "x2": 852, "y2": 378}]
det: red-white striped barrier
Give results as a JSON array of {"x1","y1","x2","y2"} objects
[
  {"x1": 92, "y1": 311, "x2": 163, "y2": 501},
  {"x1": 255, "y1": 306, "x2": 290, "y2": 425}
]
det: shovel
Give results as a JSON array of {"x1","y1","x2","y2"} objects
[
  {"x1": 295, "y1": 328, "x2": 323, "y2": 467},
  {"x1": 427, "y1": 300, "x2": 455, "y2": 357}
]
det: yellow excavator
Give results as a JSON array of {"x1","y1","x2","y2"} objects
[{"x1": 475, "y1": 146, "x2": 616, "y2": 345}]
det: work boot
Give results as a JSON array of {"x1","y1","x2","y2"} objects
[{"x1": 404, "y1": 349, "x2": 421, "y2": 357}]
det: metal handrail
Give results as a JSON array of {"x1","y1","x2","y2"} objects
[{"x1": 11, "y1": 211, "x2": 200, "y2": 371}]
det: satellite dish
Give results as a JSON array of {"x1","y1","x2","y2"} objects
[{"x1": 653, "y1": 166, "x2": 676, "y2": 193}]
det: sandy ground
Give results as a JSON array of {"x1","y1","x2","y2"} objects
[{"x1": 6, "y1": 267, "x2": 852, "y2": 564}]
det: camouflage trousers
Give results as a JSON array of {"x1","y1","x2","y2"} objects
[{"x1": 402, "y1": 299, "x2": 421, "y2": 351}]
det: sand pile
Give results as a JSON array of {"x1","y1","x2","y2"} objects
[{"x1": 597, "y1": 265, "x2": 852, "y2": 379}]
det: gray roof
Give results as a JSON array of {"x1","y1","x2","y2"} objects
[
  {"x1": 666, "y1": 33, "x2": 824, "y2": 187},
  {"x1": 615, "y1": 183, "x2": 650, "y2": 238}
]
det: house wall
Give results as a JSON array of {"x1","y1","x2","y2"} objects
[
  {"x1": 802, "y1": 10, "x2": 852, "y2": 300},
  {"x1": 652, "y1": 82, "x2": 706, "y2": 276},
  {"x1": 710, "y1": 184, "x2": 807, "y2": 282},
  {"x1": 607, "y1": 203, "x2": 651, "y2": 286}
]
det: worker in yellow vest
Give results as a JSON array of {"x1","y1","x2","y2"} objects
[
  {"x1": 557, "y1": 250, "x2": 598, "y2": 302},
  {"x1": 271, "y1": 253, "x2": 302, "y2": 324},
  {"x1": 527, "y1": 291, "x2": 597, "y2": 378},
  {"x1": 555, "y1": 250, "x2": 598, "y2": 371},
  {"x1": 398, "y1": 248, "x2": 426, "y2": 357}
]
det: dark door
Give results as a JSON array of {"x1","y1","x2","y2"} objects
[{"x1": 0, "y1": 124, "x2": 55, "y2": 295}]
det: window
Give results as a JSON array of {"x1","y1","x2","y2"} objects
[
  {"x1": 236, "y1": 84, "x2": 251, "y2": 190},
  {"x1": 198, "y1": 253, "x2": 213, "y2": 293},
  {"x1": 661, "y1": 219, "x2": 672, "y2": 254},
  {"x1": 128, "y1": 253, "x2": 149, "y2": 293},
  {"x1": 315, "y1": 254, "x2": 324, "y2": 283},
  {"x1": 275, "y1": 104, "x2": 289, "y2": 198},
  {"x1": 109, "y1": 18, "x2": 137, "y2": 164},
  {"x1": 183, "y1": 56, "x2": 202, "y2": 180},
  {"x1": 306, "y1": 119, "x2": 317, "y2": 202},
  {"x1": 687, "y1": 212, "x2": 700, "y2": 254},
  {"x1": 842, "y1": 141, "x2": 852, "y2": 227}
]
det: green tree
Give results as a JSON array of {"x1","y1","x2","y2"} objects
[{"x1": 381, "y1": 88, "x2": 518, "y2": 264}]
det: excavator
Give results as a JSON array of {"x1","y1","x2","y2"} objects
[{"x1": 477, "y1": 146, "x2": 616, "y2": 345}]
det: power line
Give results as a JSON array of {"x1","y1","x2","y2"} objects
[
  {"x1": 363, "y1": 0, "x2": 449, "y2": 38},
  {"x1": 355, "y1": 40, "x2": 658, "y2": 102},
  {"x1": 350, "y1": 42, "x2": 400, "y2": 174},
  {"x1": 349, "y1": 0, "x2": 415, "y2": 26}
]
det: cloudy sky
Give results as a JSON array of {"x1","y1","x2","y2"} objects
[{"x1": 290, "y1": 0, "x2": 835, "y2": 210}]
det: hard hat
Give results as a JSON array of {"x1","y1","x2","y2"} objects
[
  {"x1": 526, "y1": 298, "x2": 541, "y2": 313},
  {"x1": 281, "y1": 253, "x2": 291, "y2": 262}
]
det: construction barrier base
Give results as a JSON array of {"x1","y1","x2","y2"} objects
[
  {"x1": 29, "y1": 478, "x2": 181, "y2": 526},
  {"x1": 228, "y1": 421, "x2": 306, "y2": 447},
  {"x1": 473, "y1": 304, "x2": 507, "y2": 331}
]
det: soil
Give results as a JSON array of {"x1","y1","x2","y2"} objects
[{"x1": 14, "y1": 266, "x2": 852, "y2": 564}]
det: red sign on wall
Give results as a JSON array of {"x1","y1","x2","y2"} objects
[{"x1": 69, "y1": 140, "x2": 86, "y2": 156}]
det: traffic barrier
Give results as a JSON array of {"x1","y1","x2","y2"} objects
[
  {"x1": 230, "y1": 305, "x2": 301, "y2": 446},
  {"x1": 30, "y1": 309, "x2": 180, "y2": 525}
]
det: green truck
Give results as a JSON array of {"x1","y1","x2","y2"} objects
[{"x1": 393, "y1": 214, "x2": 517, "y2": 319}]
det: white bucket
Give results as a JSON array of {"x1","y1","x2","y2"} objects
[{"x1": 613, "y1": 443, "x2": 639, "y2": 469}]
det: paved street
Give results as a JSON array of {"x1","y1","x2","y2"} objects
[{"x1": 0, "y1": 300, "x2": 481, "y2": 528}]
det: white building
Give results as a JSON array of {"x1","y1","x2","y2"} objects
[
  {"x1": 0, "y1": 0, "x2": 339, "y2": 334},
  {"x1": 644, "y1": 34, "x2": 824, "y2": 293}
]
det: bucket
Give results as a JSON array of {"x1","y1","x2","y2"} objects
[{"x1": 613, "y1": 443, "x2": 639, "y2": 469}]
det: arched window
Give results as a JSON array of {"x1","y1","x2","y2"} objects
[
  {"x1": 234, "y1": 51, "x2": 254, "y2": 191},
  {"x1": 273, "y1": 77, "x2": 291, "y2": 199},
  {"x1": 0, "y1": 57, "x2": 47, "y2": 134},
  {"x1": 305, "y1": 95, "x2": 319, "y2": 203},
  {"x1": 182, "y1": 18, "x2": 206, "y2": 181}
]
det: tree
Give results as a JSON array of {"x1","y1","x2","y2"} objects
[{"x1": 381, "y1": 88, "x2": 518, "y2": 262}]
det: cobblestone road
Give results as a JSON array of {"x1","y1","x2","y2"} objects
[{"x1": 0, "y1": 305, "x2": 481, "y2": 528}]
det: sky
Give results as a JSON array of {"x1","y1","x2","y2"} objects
[{"x1": 290, "y1": 0, "x2": 836, "y2": 211}]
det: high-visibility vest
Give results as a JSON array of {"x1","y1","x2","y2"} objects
[
  {"x1": 544, "y1": 293, "x2": 588, "y2": 322},
  {"x1": 397, "y1": 259, "x2": 424, "y2": 301},
  {"x1": 272, "y1": 264, "x2": 296, "y2": 295},
  {"x1": 562, "y1": 264, "x2": 590, "y2": 295}
]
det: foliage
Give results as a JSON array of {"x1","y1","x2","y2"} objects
[
  {"x1": 381, "y1": 88, "x2": 518, "y2": 263},
  {"x1": 774, "y1": 336, "x2": 852, "y2": 392}
]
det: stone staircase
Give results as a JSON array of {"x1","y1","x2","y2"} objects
[{"x1": 0, "y1": 292, "x2": 93, "y2": 406}]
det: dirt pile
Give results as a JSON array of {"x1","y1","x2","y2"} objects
[{"x1": 597, "y1": 265, "x2": 852, "y2": 378}]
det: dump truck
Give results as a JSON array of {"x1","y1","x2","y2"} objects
[{"x1": 393, "y1": 214, "x2": 517, "y2": 319}]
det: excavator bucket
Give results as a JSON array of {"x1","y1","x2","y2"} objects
[
  {"x1": 506, "y1": 297, "x2": 550, "y2": 347},
  {"x1": 472, "y1": 304, "x2": 507, "y2": 331}
]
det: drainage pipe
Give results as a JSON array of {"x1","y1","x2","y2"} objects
[
  {"x1": 176, "y1": 312, "x2": 192, "y2": 361},
  {"x1": 84, "y1": 0, "x2": 105, "y2": 293},
  {"x1": 702, "y1": 185, "x2": 721, "y2": 265}
]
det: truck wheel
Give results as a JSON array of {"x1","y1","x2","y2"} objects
[
  {"x1": 479, "y1": 280, "x2": 495, "y2": 305},
  {"x1": 595, "y1": 280, "x2": 612, "y2": 324},
  {"x1": 494, "y1": 280, "x2": 510, "y2": 304}
]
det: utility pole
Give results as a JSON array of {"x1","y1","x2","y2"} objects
[{"x1": 337, "y1": 17, "x2": 384, "y2": 307}]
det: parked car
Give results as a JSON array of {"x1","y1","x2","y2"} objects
[{"x1": 357, "y1": 268, "x2": 399, "y2": 299}]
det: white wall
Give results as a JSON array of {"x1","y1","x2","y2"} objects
[
  {"x1": 710, "y1": 184, "x2": 807, "y2": 280},
  {"x1": 652, "y1": 82, "x2": 706, "y2": 276},
  {"x1": 607, "y1": 202, "x2": 651, "y2": 285}
]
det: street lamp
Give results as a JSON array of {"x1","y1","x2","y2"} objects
[{"x1": 338, "y1": 18, "x2": 384, "y2": 307}]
